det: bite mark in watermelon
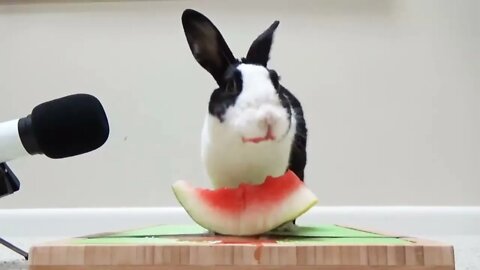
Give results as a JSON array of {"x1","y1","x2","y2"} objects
[{"x1": 172, "y1": 170, "x2": 318, "y2": 236}]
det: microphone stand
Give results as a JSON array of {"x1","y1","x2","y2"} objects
[{"x1": 0, "y1": 162, "x2": 29, "y2": 260}]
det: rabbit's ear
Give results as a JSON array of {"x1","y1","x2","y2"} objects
[
  {"x1": 245, "y1": 21, "x2": 279, "y2": 67},
  {"x1": 182, "y1": 9, "x2": 237, "y2": 86}
]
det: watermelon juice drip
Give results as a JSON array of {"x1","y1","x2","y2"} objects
[{"x1": 197, "y1": 170, "x2": 303, "y2": 213}]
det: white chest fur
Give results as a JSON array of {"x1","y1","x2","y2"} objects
[{"x1": 201, "y1": 114, "x2": 296, "y2": 188}]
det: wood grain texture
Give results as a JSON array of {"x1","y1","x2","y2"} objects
[
  {"x1": 28, "y1": 226, "x2": 455, "y2": 270},
  {"x1": 30, "y1": 266, "x2": 455, "y2": 270},
  {"x1": 29, "y1": 243, "x2": 454, "y2": 269}
]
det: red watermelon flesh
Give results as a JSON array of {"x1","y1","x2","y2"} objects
[{"x1": 172, "y1": 170, "x2": 318, "y2": 236}]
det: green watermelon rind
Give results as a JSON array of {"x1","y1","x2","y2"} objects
[
  {"x1": 171, "y1": 179, "x2": 318, "y2": 236},
  {"x1": 171, "y1": 180, "x2": 221, "y2": 233}
]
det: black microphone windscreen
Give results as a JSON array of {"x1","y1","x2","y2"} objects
[{"x1": 31, "y1": 94, "x2": 110, "y2": 159}]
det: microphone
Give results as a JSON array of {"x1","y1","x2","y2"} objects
[
  {"x1": 0, "y1": 93, "x2": 110, "y2": 162},
  {"x1": 0, "y1": 93, "x2": 110, "y2": 198}
]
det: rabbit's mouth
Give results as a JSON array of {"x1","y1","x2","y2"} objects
[{"x1": 241, "y1": 125, "x2": 276, "y2": 144}]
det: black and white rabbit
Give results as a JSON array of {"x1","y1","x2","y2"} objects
[{"x1": 181, "y1": 9, "x2": 308, "y2": 229}]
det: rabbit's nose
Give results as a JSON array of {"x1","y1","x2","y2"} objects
[
  {"x1": 265, "y1": 113, "x2": 275, "y2": 126},
  {"x1": 258, "y1": 112, "x2": 276, "y2": 129}
]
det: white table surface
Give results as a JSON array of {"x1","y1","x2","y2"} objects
[{"x1": 1, "y1": 235, "x2": 479, "y2": 270}]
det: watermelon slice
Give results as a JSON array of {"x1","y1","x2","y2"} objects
[{"x1": 172, "y1": 170, "x2": 318, "y2": 236}]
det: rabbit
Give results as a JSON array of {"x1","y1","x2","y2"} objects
[{"x1": 181, "y1": 9, "x2": 308, "y2": 230}]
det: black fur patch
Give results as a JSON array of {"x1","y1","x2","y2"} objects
[
  {"x1": 208, "y1": 65, "x2": 243, "y2": 122},
  {"x1": 269, "y1": 69, "x2": 292, "y2": 127},
  {"x1": 281, "y1": 85, "x2": 307, "y2": 181},
  {"x1": 268, "y1": 69, "x2": 280, "y2": 90}
]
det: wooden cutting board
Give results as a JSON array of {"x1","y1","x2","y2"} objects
[{"x1": 28, "y1": 224, "x2": 455, "y2": 270}]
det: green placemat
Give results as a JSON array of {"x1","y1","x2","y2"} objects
[
  {"x1": 74, "y1": 224, "x2": 411, "y2": 245},
  {"x1": 104, "y1": 224, "x2": 208, "y2": 237},
  {"x1": 266, "y1": 225, "x2": 381, "y2": 238},
  {"x1": 95, "y1": 224, "x2": 383, "y2": 238},
  {"x1": 73, "y1": 236, "x2": 409, "y2": 245}
]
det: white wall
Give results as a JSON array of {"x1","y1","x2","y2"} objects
[{"x1": 0, "y1": 0, "x2": 478, "y2": 209}]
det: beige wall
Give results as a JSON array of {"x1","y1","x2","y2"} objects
[{"x1": 0, "y1": 0, "x2": 478, "y2": 209}]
